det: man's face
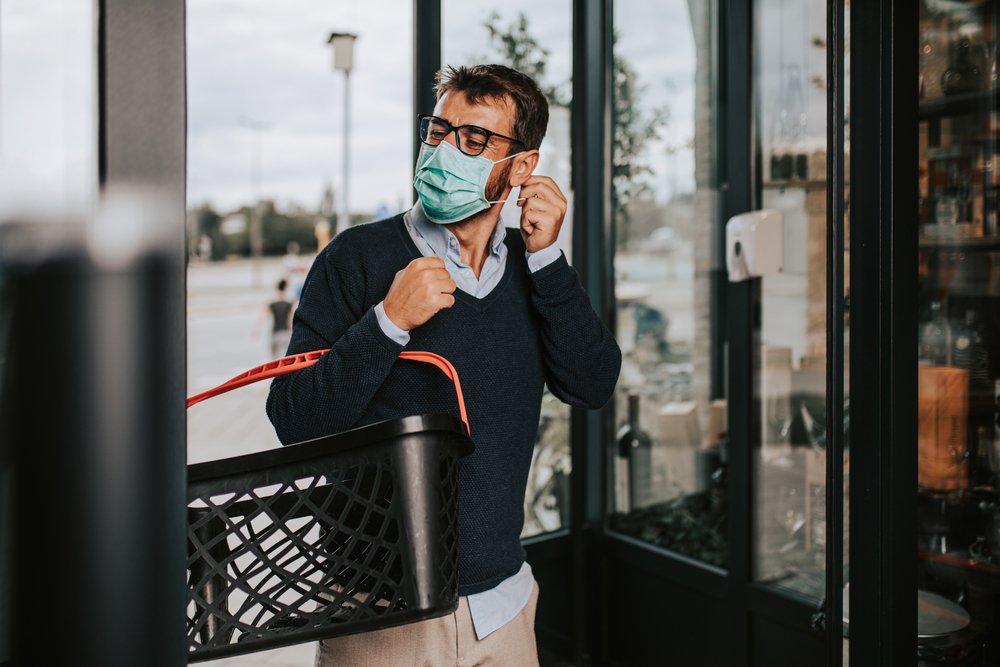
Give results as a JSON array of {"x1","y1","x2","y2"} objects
[{"x1": 431, "y1": 91, "x2": 519, "y2": 202}]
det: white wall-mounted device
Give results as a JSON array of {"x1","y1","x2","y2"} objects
[{"x1": 726, "y1": 209, "x2": 784, "y2": 282}]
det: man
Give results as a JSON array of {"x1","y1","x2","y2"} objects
[{"x1": 267, "y1": 64, "x2": 621, "y2": 667}]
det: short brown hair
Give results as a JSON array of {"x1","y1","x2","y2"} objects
[{"x1": 434, "y1": 64, "x2": 549, "y2": 152}]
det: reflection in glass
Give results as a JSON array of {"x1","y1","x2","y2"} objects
[
  {"x1": 443, "y1": 2, "x2": 573, "y2": 538},
  {"x1": 916, "y1": 2, "x2": 1000, "y2": 664},
  {"x1": 606, "y1": 0, "x2": 726, "y2": 568},
  {"x1": 753, "y1": 0, "x2": 828, "y2": 601}
]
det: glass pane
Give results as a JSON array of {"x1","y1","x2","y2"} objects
[
  {"x1": 916, "y1": 2, "x2": 1000, "y2": 663},
  {"x1": 443, "y1": 2, "x2": 573, "y2": 538},
  {"x1": 0, "y1": 2, "x2": 97, "y2": 219},
  {"x1": 753, "y1": 0, "x2": 828, "y2": 600},
  {"x1": 606, "y1": 0, "x2": 725, "y2": 568},
  {"x1": 186, "y1": 0, "x2": 411, "y2": 466}
]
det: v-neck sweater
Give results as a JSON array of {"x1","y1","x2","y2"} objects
[{"x1": 267, "y1": 214, "x2": 621, "y2": 595}]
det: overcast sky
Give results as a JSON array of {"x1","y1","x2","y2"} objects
[
  {"x1": 0, "y1": 0, "x2": 827, "y2": 219},
  {"x1": 0, "y1": 1, "x2": 97, "y2": 219},
  {"x1": 184, "y1": 0, "x2": 709, "y2": 216}
]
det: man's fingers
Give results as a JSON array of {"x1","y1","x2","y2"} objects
[
  {"x1": 429, "y1": 277, "x2": 457, "y2": 294},
  {"x1": 431, "y1": 292, "x2": 456, "y2": 311},
  {"x1": 520, "y1": 197, "x2": 558, "y2": 217},
  {"x1": 520, "y1": 178, "x2": 566, "y2": 205},
  {"x1": 411, "y1": 255, "x2": 446, "y2": 270},
  {"x1": 523, "y1": 180, "x2": 563, "y2": 201}
]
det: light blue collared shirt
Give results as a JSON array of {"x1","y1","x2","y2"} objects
[
  {"x1": 374, "y1": 202, "x2": 562, "y2": 348},
  {"x1": 373, "y1": 202, "x2": 559, "y2": 638}
]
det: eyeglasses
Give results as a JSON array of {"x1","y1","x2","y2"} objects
[{"x1": 418, "y1": 115, "x2": 524, "y2": 157}]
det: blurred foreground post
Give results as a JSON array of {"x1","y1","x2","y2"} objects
[{"x1": 1, "y1": 190, "x2": 185, "y2": 667}]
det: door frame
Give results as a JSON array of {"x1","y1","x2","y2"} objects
[
  {"x1": 847, "y1": 0, "x2": 919, "y2": 664},
  {"x1": 588, "y1": 0, "x2": 848, "y2": 664}
]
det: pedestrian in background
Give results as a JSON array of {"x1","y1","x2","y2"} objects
[{"x1": 253, "y1": 278, "x2": 294, "y2": 358}]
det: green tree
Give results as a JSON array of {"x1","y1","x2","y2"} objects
[
  {"x1": 612, "y1": 50, "x2": 669, "y2": 245},
  {"x1": 482, "y1": 12, "x2": 569, "y2": 107},
  {"x1": 188, "y1": 203, "x2": 223, "y2": 260},
  {"x1": 481, "y1": 13, "x2": 668, "y2": 243}
]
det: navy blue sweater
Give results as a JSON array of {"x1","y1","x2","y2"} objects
[{"x1": 266, "y1": 215, "x2": 621, "y2": 595}]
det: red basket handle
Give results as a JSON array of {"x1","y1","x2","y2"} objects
[{"x1": 186, "y1": 349, "x2": 470, "y2": 436}]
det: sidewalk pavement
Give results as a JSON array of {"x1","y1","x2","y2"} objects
[{"x1": 188, "y1": 258, "x2": 319, "y2": 666}]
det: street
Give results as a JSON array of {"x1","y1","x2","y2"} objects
[{"x1": 187, "y1": 256, "x2": 317, "y2": 665}]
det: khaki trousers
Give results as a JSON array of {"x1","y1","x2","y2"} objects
[{"x1": 315, "y1": 581, "x2": 540, "y2": 667}]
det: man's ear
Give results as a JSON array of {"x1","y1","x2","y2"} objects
[{"x1": 508, "y1": 150, "x2": 540, "y2": 187}]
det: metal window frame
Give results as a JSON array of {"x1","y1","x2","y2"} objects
[
  {"x1": 825, "y1": 0, "x2": 846, "y2": 662},
  {"x1": 721, "y1": 0, "x2": 755, "y2": 659},
  {"x1": 570, "y1": 1, "x2": 614, "y2": 663},
  {"x1": 413, "y1": 0, "x2": 441, "y2": 174},
  {"x1": 847, "y1": 0, "x2": 919, "y2": 664}
]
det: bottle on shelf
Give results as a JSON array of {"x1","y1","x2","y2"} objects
[
  {"x1": 952, "y1": 310, "x2": 990, "y2": 386},
  {"x1": 986, "y1": 185, "x2": 999, "y2": 237},
  {"x1": 941, "y1": 30, "x2": 983, "y2": 97},
  {"x1": 769, "y1": 64, "x2": 808, "y2": 181},
  {"x1": 994, "y1": 379, "x2": 1000, "y2": 457},
  {"x1": 934, "y1": 165, "x2": 962, "y2": 226},
  {"x1": 919, "y1": 301, "x2": 953, "y2": 366},
  {"x1": 974, "y1": 426, "x2": 996, "y2": 488},
  {"x1": 615, "y1": 392, "x2": 653, "y2": 513}
]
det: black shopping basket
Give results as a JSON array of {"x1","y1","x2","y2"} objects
[{"x1": 185, "y1": 349, "x2": 473, "y2": 662}]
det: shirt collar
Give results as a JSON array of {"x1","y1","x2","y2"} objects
[{"x1": 407, "y1": 201, "x2": 507, "y2": 260}]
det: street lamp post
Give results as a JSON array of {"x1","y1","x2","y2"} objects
[
  {"x1": 238, "y1": 115, "x2": 271, "y2": 287},
  {"x1": 327, "y1": 32, "x2": 357, "y2": 236}
]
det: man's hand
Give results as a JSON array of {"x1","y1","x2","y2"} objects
[
  {"x1": 383, "y1": 256, "x2": 457, "y2": 331},
  {"x1": 517, "y1": 176, "x2": 568, "y2": 253}
]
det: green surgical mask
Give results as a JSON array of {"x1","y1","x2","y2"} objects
[{"x1": 413, "y1": 141, "x2": 523, "y2": 224}]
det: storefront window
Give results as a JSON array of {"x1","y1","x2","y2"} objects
[
  {"x1": 753, "y1": 0, "x2": 829, "y2": 601},
  {"x1": 443, "y1": 2, "x2": 573, "y2": 538},
  {"x1": 606, "y1": 0, "x2": 725, "y2": 567},
  {"x1": 915, "y1": 2, "x2": 1000, "y2": 662},
  {"x1": 186, "y1": 2, "x2": 411, "y2": 462}
]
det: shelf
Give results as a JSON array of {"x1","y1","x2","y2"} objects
[
  {"x1": 919, "y1": 235, "x2": 1000, "y2": 251},
  {"x1": 762, "y1": 179, "x2": 827, "y2": 190},
  {"x1": 919, "y1": 89, "x2": 999, "y2": 121}
]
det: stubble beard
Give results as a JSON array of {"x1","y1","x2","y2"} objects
[{"x1": 485, "y1": 159, "x2": 515, "y2": 203}]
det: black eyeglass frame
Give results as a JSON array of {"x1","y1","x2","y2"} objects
[{"x1": 417, "y1": 114, "x2": 525, "y2": 157}]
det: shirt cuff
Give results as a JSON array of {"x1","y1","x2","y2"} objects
[
  {"x1": 374, "y1": 301, "x2": 410, "y2": 346},
  {"x1": 525, "y1": 245, "x2": 562, "y2": 273}
]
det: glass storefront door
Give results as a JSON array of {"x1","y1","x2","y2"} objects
[
  {"x1": 915, "y1": 2, "x2": 1000, "y2": 664},
  {"x1": 607, "y1": 0, "x2": 726, "y2": 569},
  {"x1": 602, "y1": 0, "x2": 841, "y2": 663},
  {"x1": 752, "y1": 0, "x2": 830, "y2": 602}
]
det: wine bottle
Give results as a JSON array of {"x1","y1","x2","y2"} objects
[
  {"x1": 941, "y1": 34, "x2": 983, "y2": 97},
  {"x1": 615, "y1": 393, "x2": 652, "y2": 512},
  {"x1": 974, "y1": 426, "x2": 995, "y2": 487},
  {"x1": 919, "y1": 301, "x2": 953, "y2": 365},
  {"x1": 953, "y1": 310, "x2": 990, "y2": 386}
]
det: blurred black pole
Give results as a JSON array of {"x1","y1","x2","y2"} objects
[
  {"x1": 1, "y1": 0, "x2": 187, "y2": 663},
  {"x1": 2, "y1": 213, "x2": 185, "y2": 667}
]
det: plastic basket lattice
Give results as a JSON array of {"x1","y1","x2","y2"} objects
[{"x1": 185, "y1": 415, "x2": 471, "y2": 662}]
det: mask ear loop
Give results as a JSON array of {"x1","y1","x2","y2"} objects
[
  {"x1": 487, "y1": 196, "x2": 528, "y2": 204},
  {"x1": 486, "y1": 150, "x2": 529, "y2": 205}
]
